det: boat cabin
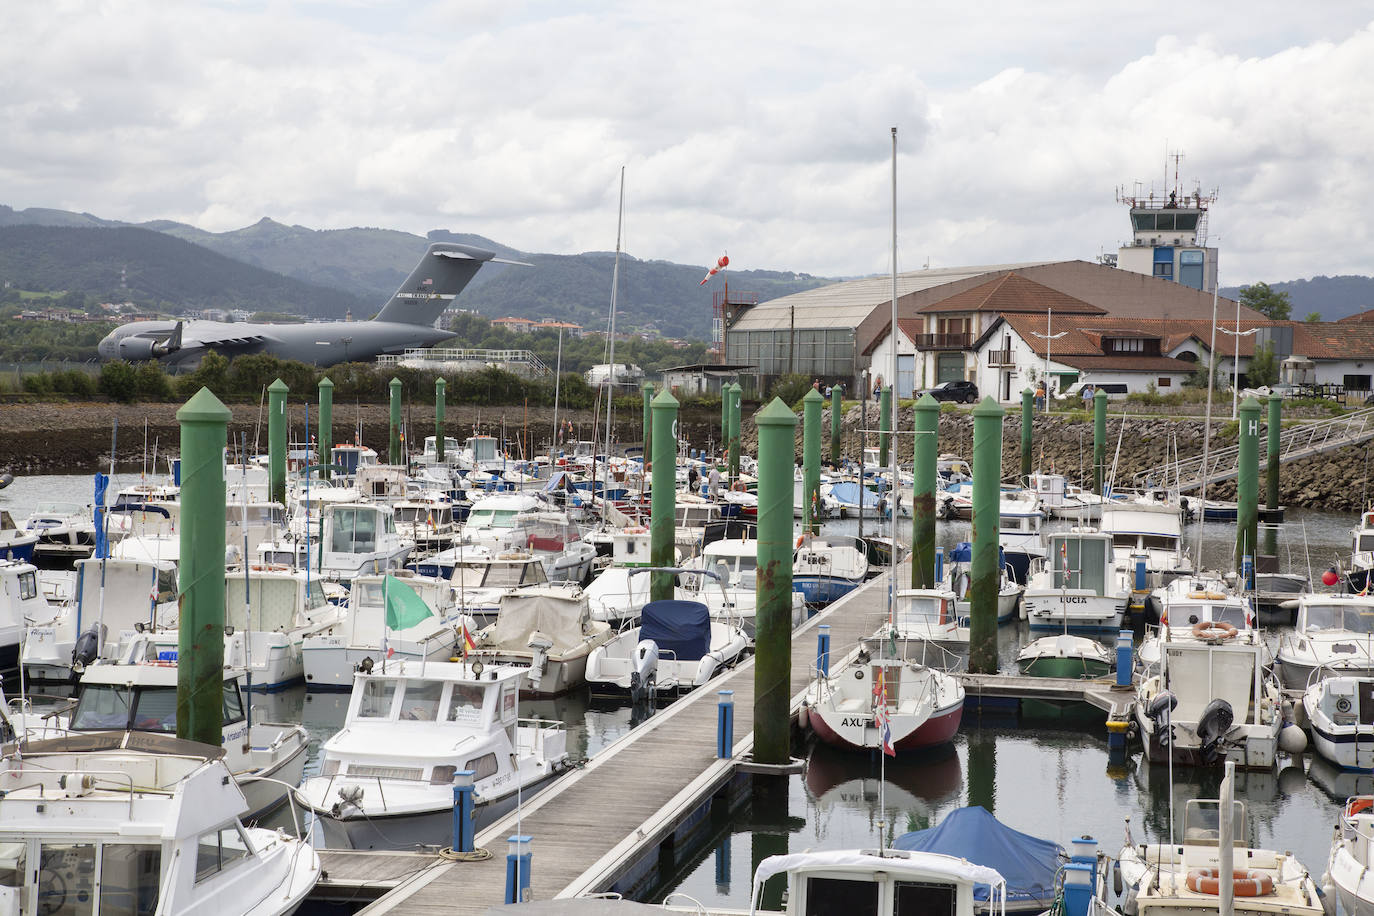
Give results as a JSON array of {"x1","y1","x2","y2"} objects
[
  {"x1": 1297, "y1": 597, "x2": 1374, "y2": 636},
  {"x1": 752, "y1": 848, "x2": 1005, "y2": 916},
  {"x1": 70, "y1": 663, "x2": 248, "y2": 736},
  {"x1": 330, "y1": 444, "x2": 380, "y2": 479},
  {"x1": 1044, "y1": 533, "x2": 1113, "y2": 596}
]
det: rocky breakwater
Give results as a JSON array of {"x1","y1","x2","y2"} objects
[{"x1": 738, "y1": 403, "x2": 1374, "y2": 514}]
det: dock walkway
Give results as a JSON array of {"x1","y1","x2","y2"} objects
[{"x1": 356, "y1": 571, "x2": 898, "y2": 914}]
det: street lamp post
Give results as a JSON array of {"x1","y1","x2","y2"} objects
[
  {"x1": 1218, "y1": 325, "x2": 1260, "y2": 420},
  {"x1": 1029, "y1": 307, "x2": 1068, "y2": 412}
]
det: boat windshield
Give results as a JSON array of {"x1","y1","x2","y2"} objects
[
  {"x1": 1306, "y1": 603, "x2": 1374, "y2": 634},
  {"x1": 1357, "y1": 534, "x2": 1374, "y2": 552},
  {"x1": 72, "y1": 682, "x2": 244, "y2": 732},
  {"x1": 448, "y1": 684, "x2": 485, "y2": 724},
  {"x1": 358, "y1": 679, "x2": 399, "y2": 718},
  {"x1": 331, "y1": 507, "x2": 378, "y2": 553},
  {"x1": 398, "y1": 680, "x2": 444, "y2": 721},
  {"x1": 467, "y1": 509, "x2": 518, "y2": 529},
  {"x1": 1183, "y1": 799, "x2": 1246, "y2": 845}
]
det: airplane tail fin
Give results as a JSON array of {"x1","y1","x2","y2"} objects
[{"x1": 373, "y1": 242, "x2": 527, "y2": 327}]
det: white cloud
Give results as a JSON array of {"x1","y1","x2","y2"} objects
[{"x1": 0, "y1": 2, "x2": 1371, "y2": 287}]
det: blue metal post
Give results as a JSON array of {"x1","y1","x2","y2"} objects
[
  {"x1": 450, "y1": 771, "x2": 476, "y2": 853},
  {"x1": 93, "y1": 473, "x2": 109, "y2": 560},
  {"x1": 505, "y1": 835, "x2": 532, "y2": 904},
  {"x1": 171, "y1": 458, "x2": 181, "y2": 487},
  {"x1": 934, "y1": 547, "x2": 944, "y2": 585},
  {"x1": 1242, "y1": 553, "x2": 1254, "y2": 592},
  {"x1": 1134, "y1": 557, "x2": 1147, "y2": 591},
  {"x1": 717, "y1": 689, "x2": 735, "y2": 758},
  {"x1": 715, "y1": 834, "x2": 732, "y2": 891},
  {"x1": 1115, "y1": 631, "x2": 1133, "y2": 688},
  {"x1": 1062, "y1": 863, "x2": 1094, "y2": 916},
  {"x1": 815, "y1": 625, "x2": 831, "y2": 678}
]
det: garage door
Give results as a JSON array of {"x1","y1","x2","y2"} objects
[{"x1": 937, "y1": 353, "x2": 964, "y2": 384}]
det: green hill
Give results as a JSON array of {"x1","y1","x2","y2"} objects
[
  {"x1": 1221, "y1": 275, "x2": 1374, "y2": 321},
  {"x1": 0, "y1": 225, "x2": 369, "y2": 318}
]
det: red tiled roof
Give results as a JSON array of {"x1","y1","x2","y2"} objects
[
  {"x1": 1000, "y1": 314, "x2": 1110, "y2": 357},
  {"x1": 916, "y1": 272, "x2": 1107, "y2": 315},
  {"x1": 1294, "y1": 323, "x2": 1374, "y2": 360},
  {"x1": 1339, "y1": 309, "x2": 1374, "y2": 323}
]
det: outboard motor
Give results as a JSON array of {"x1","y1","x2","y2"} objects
[
  {"x1": 1197, "y1": 698, "x2": 1235, "y2": 764},
  {"x1": 70, "y1": 623, "x2": 106, "y2": 676},
  {"x1": 1145, "y1": 690, "x2": 1177, "y2": 747},
  {"x1": 630, "y1": 639, "x2": 659, "y2": 705}
]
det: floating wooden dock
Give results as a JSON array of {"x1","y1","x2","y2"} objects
[{"x1": 344, "y1": 572, "x2": 1138, "y2": 912}]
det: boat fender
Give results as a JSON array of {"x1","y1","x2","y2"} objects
[
  {"x1": 1319, "y1": 878, "x2": 1336, "y2": 916},
  {"x1": 1185, "y1": 868, "x2": 1274, "y2": 897},
  {"x1": 1278, "y1": 722, "x2": 1307, "y2": 755},
  {"x1": 1113, "y1": 860, "x2": 1123, "y2": 897},
  {"x1": 0, "y1": 472, "x2": 11, "y2": 490},
  {"x1": 1196, "y1": 699, "x2": 1235, "y2": 764}
]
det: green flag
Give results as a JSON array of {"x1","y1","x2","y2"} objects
[{"x1": 384, "y1": 575, "x2": 433, "y2": 630}]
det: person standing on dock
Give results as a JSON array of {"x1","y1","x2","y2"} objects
[{"x1": 708, "y1": 464, "x2": 722, "y2": 496}]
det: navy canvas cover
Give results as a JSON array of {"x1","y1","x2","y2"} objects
[
  {"x1": 640, "y1": 600, "x2": 711, "y2": 661},
  {"x1": 893, "y1": 805, "x2": 1065, "y2": 907}
]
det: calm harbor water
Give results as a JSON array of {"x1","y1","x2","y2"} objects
[{"x1": 0, "y1": 473, "x2": 1361, "y2": 908}]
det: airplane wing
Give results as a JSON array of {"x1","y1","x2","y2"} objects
[{"x1": 174, "y1": 329, "x2": 277, "y2": 358}]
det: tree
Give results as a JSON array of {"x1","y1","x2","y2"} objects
[
  {"x1": 1304, "y1": 311, "x2": 1323, "y2": 323},
  {"x1": 1239, "y1": 282, "x2": 1292, "y2": 321},
  {"x1": 1247, "y1": 342, "x2": 1278, "y2": 388}
]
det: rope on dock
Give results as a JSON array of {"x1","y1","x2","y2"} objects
[{"x1": 439, "y1": 847, "x2": 493, "y2": 862}]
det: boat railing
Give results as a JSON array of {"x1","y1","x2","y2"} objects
[
  {"x1": 516, "y1": 717, "x2": 566, "y2": 756},
  {"x1": 0, "y1": 766, "x2": 141, "y2": 817},
  {"x1": 238, "y1": 773, "x2": 307, "y2": 837}
]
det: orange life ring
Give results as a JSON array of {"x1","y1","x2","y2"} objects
[
  {"x1": 1185, "y1": 868, "x2": 1274, "y2": 897},
  {"x1": 1192, "y1": 620, "x2": 1238, "y2": 641},
  {"x1": 1188, "y1": 591, "x2": 1227, "y2": 600},
  {"x1": 623, "y1": 526, "x2": 649, "y2": 535},
  {"x1": 796, "y1": 535, "x2": 805, "y2": 548},
  {"x1": 1348, "y1": 797, "x2": 1374, "y2": 817}
]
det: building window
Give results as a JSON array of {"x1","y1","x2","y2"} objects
[
  {"x1": 1345, "y1": 374, "x2": 1372, "y2": 393},
  {"x1": 1158, "y1": 377, "x2": 1172, "y2": 387},
  {"x1": 1111, "y1": 338, "x2": 1144, "y2": 353}
]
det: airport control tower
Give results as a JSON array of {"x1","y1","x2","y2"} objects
[{"x1": 1115, "y1": 156, "x2": 1218, "y2": 292}]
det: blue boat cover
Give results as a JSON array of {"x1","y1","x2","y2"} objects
[
  {"x1": 949, "y1": 541, "x2": 1006, "y2": 570},
  {"x1": 640, "y1": 600, "x2": 711, "y2": 661},
  {"x1": 828, "y1": 481, "x2": 880, "y2": 508},
  {"x1": 893, "y1": 806, "x2": 1064, "y2": 907}
]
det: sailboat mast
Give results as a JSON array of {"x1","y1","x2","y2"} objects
[{"x1": 602, "y1": 167, "x2": 626, "y2": 525}]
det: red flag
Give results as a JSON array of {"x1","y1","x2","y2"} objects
[{"x1": 873, "y1": 667, "x2": 894, "y2": 757}]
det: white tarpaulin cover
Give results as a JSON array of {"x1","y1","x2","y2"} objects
[
  {"x1": 751, "y1": 849, "x2": 1006, "y2": 915},
  {"x1": 492, "y1": 589, "x2": 592, "y2": 650}
]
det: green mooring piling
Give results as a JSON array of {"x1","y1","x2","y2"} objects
[
  {"x1": 1020, "y1": 388, "x2": 1033, "y2": 480},
  {"x1": 650, "y1": 390, "x2": 679, "y2": 602},
  {"x1": 1265, "y1": 394, "x2": 1282, "y2": 555},
  {"x1": 642, "y1": 381, "x2": 654, "y2": 450},
  {"x1": 878, "y1": 385, "x2": 892, "y2": 468},
  {"x1": 721, "y1": 385, "x2": 730, "y2": 458},
  {"x1": 829, "y1": 384, "x2": 843, "y2": 466},
  {"x1": 176, "y1": 387, "x2": 230, "y2": 747},
  {"x1": 267, "y1": 378, "x2": 287, "y2": 506},
  {"x1": 803, "y1": 388, "x2": 823, "y2": 535},
  {"x1": 435, "y1": 378, "x2": 447, "y2": 464},
  {"x1": 913, "y1": 393, "x2": 939, "y2": 588},
  {"x1": 1093, "y1": 388, "x2": 1107, "y2": 495},
  {"x1": 970, "y1": 396, "x2": 1004, "y2": 674},
  {"x1": 389, "y1": 377, "x2": 402, "y2": 465},
  {"x1": 755, "y1": 397, "x2": 797, "y2": 766},
  {"x1": 318, "y1": 376, "x2": 333, "y2": 479},
  {"x1": 728, "y1": 382, "x2": 742, "y2": 483},
  {"x1": 1237, "y1": 396, "x2": 1261, "y2": 569}
]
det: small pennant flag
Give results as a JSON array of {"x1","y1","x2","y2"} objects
[
  {"x1": 873, "y1": 667, "x2": 894, "y2": 757},
  {"x1": 460, "y1": 621, "x2": 477, "y2": 658}
]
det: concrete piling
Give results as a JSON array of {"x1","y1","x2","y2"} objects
[
  {"x1": 969, "y1": 396, "x2": 1004, "y2": 674},
  {"x1": 267, "y1": 378, "x2": 287, "y2": 506},
  {"x1": 176, "y1": 387, "x2": 230, "y2": 746},
  {"x1": 318, "y1": 377, "x2": 333, "y2": 478},
  {"x1": 802, "y1": 388, "x2": 823, "y2": 535},
  {"x1": 829, "y1": 384, "x2": 843, "y2": 466},
  {"x1": 1265, "y1": 393, "x2": 1281, "y2": 555},
  {"x1": 435, "y1": 378, "x2": 447, "y2": 464},
  {"x1": 1237, "y1": 396, "x2": 1261, "y2": 570},
  {"x1": 1093, "y1": 389, "x2": 1107, "y2": 495},
  {"x1": 878, "y1": 385, "x2": 892, "y2": 469},
  {"x1": 913, "y1": 393, "x2": 939, "y2": 588},
  {"x1": 642, "y1": 381, "x2": 654, "y2": 452},
  {"x1": 650, "y1": 389, "x2": 680, "y2": 602},
  {"x1": 1020, "y1": 388, "x2": 1033, "y2": 481},
  {"x1": 389, "y1": 377, "x2": 402, "y2": 465},
  {"x1": 728, "y1": 383, "x2": 742, "y2": 483},
  {"x1": 754, "y1": 397, "x2": 797, "y2": 766}
]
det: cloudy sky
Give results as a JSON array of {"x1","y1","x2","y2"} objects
[{"x1": 3, "y1": 1, "x2": 1371, "y2": 285}]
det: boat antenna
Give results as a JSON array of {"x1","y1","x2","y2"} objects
[
  {"x1": 551, "y1": 325, "x2": 564, "y2": 465},
  {"x1": 253, "y1": 385, "x2": 266, "y2": 458},
  {"x1": 1197, "y1": 278, "x2": 1221, "y2": 567},
  {"x1": 241, "y1": 434, "x2": 253, "y2": 724},
  {"x1": 879, "y1": 124, "x2": 899, "y2": 855},
  {"x1": 305, "y1": 402, "x2": 312, "y2": 597}
]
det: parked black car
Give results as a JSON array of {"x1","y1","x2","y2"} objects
[{"x1": 919, "y1": 380, "x2": 979, "y2": 403}]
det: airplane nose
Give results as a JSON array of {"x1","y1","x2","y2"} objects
[{"x1": 98, "y1": 335, "x2": 115, "y2": 358}]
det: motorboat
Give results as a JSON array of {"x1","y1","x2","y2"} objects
[
  {"x1": 302, "y1": 573, "x2": 460, "y2": 690},
  {"x1": 1029, "y1": 472, "x2": 1107, "y2": 523},
  {"x1": 794, "y1": 534, "x2": 869, "y2": 606},
  {"x1": 415, "y1": 544, "x2": 550, "y2": 628},
  {"x1": 748, "y1": 846, "x2": 1006, "y2": 916},
  {"x1": 22, "y1": 502, "x2": 99, "y2": 566},
  {"x1": 583, "y1": 527, "x2": 657, "y2": 629},
  {"x1": 392, "y1": 493, "x2": 460, "y2": 552},
  {"x1": 66, "y1": 656, "x2": 310, "y2": 821},
  {"x1": 801, "y1": 645, "x2": 964, "y2": 754},
  {"x1": 22, "y1": 556, "x2": 178, "y2": 683},
  {"x1": 1100, "y1": 502, "x2": 1193, "y2": 604},
  {"x1": 417, "y1": 434, "x2": 462, "y2": 467},
  {"x1": 457, "y1": 492, "x2": 546, "y2": 551},
  {"x1": 943, "y1": 542, "x2": 1022, "y2": 623},
  {"x1": 1016, "y1": 634, "x2": 1113, "y2": 679},
  {"x1": 354, "y1": 464, "x2": 410, "y2": 506},
  {"x1": 329, "y1": 442, "x2": 381, "y2": 481},
  {"x1": 889, "y1": 587, "x2": 967, "y2": 652},
  {"x1": 319, "y1": 502, "x2": 413, "y2": 581},
  {"x1": 997, "y1": 493, "x2": 1046, "y2": 584},
  {"x1": 685, "y1": 535, "x2": 806, "y2": 637},
  {"x1": 1021, "y1": 532, "x2": 1125, "y2": 632},
  {"x1": 586, "y1": 572, "x2": 749, "y2": 702},
  {"x1": 1116, "y1": 792, "x2": 1323, "y2": 916},
  {"x1": 821, "y1": 479, "x2": 884, "y2": 520},
  {"x1": 1138, "y1": 575, "x2": 1268, "y2": 674},
  {"x1": 506, "y1": 510, "x2": 597, "y2": 584},
  {"x1": 1276, "y1": 594, "x2": 1374, "y2": 689},
  {"x1": 1325, "y1": 795, "x2": 1374, "y2": 916},
  {"x1": 295, "y1": 660, "x2": 571, "y2": 850},
  {"x1": 0, "y1": 560, "x2": 47, "y2": 682},
  {"x1": 893, "y1": 805, "x2": 1066, "y2": 913},
  {"x1": 1135, "y1": 631, "x2": 1287, "y2": 768},
  {"x1": 0, "y1": 732, "x2": 320, "y2": 915},
  {"x1": 0, "y1": 509, "x2": 38, "y2": 564},
  {"x1": 1348, "y1": 508, "x2": 1374, "y2": 593},
  {"x1": 1303, "y1": 676, "x2": 1374, "y2": 771},
  {"x1": 469, "y1": 587, "x2": 612, "y2": 696},
  {"x1": 1253, "y1": 570, "x2": 1309, "y2": 626}
]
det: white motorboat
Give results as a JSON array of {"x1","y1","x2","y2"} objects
[
  {"x1": 0, "y1": 732, "x2": 320, "y2": 915},
  {"x1": 302, "y1": 573, "x2": 460, "y2": 690},
  {"x1": 583, "y1": 527, "x2": 657, "y2": 629},
  {"x1": 1117, "y1": 792, "x2": 1323, "y2": 916},
  {"x1": 22, "y1": 501, "x2": 99, "y2": 565},
  {"x1": 1138, "y1": 575, "x2": 1267, "y2": 674},
  {"x1": 1021, "y1": 532, "x2": 1125, "y2": 632},
  {"x1": 23, "y1": 556, "x2": 178, "y2": 682},
  {"x1": 0, "y1": 560, "x2": 47, "y2": 681},
  {"x1": 686, "y1": 535, "x2": 806, "y2": 637},
  {"x1": 392, "y1": 493, "x2": 460, "y2": 552},
  {"x1": 0, "y1": 510, "x2": 39, "y2": 564},
  {"x1": 319, "y1": 502, "x2": 413, "y2": 581},
  {"x1": 458, "y1": 492, "x2": 546, "y2": 551},
  {"x1": 295, "y1": 660, "x2": 570, "y2": 850},
  {"x1": 585, "y1": 570, "x2": 750, "y2": 701},
  {"x1": 1347, "y1": 508, "x2": 1374, "y2": 593},
  {"x1": 1276, "y1": 594, "x2": 1374, "y2": 689},
  {"x1": 1101, "y1": 501, "x2": 1193, "y2": 602},
  {"x1": 801, "y1": 645, "x2": 964, "y2": 755},
  {"x1": 749, "y1": 846, "x2": 1005, "y2": 916},
  {"x1": 1304, "y1": 676, "x2": 1374, "y2": 771},
  {"x1": 794, "y1": 534, "x2": 869, "y2": 606},
  {"x1": 67, "y1": 658, "x2": 309, "y2": 821},
  {"x1": 1029, "y1": 472, "x2": 1107, "y2": 522},
  {"x1": 507, "y1": 510, "x2": 597, "y2": 584},
  {"x1": 469, "y1": 586, "x2": 612, "y2": 696},
  {"x1": 417, "y1": 434, "x2": 462, "y2": 467},
  {"x1": 997, "y1": 493, "x2": 1046, "y2": 584},
  {"x1": 1135, "y1": 631, "x2": 1287, "y2": 769},
  {"x1": 413, "y1": 544, "x2": 550, "y2": 627},
  {"x1": 1325, "y1": 795, "x2": 1374, "y2": 916}
]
